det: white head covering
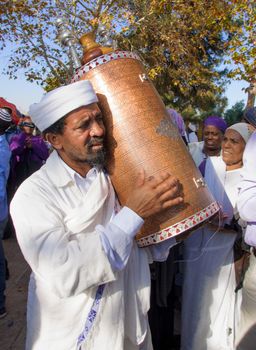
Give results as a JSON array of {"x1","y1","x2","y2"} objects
[
  {"x1": 188, "y1": 122, "x2": 196, "y2": 132},
  {"x1": 0, "y1": 107, "x2": 12, "y2": 122},
  {"x1": 29, "y1": 80, "x2": 98, "y2": 132},
  {"x1": 226, "y1": 122, "x2": 254, "y2": 143}
]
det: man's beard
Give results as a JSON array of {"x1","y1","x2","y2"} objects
[
  {"x1": 86, "y1": 148, "x2": 106, "y2": 169},
  {"x1": 86, "y1": 137, "x2": 106, "y2": 169}
]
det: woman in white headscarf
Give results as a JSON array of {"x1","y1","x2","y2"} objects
[
  {"x1": 181, "y1": 123, "x2": 254, "y2": 350},
  {"x1": 235, "y1": 129, "x2": 256, "y2": 350}
]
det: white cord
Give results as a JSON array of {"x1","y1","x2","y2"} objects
[{"x1": 174, "y1": 209, "x2": 222, "y2": 264}]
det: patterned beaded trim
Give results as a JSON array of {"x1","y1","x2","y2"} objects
[
  {"x1": 71, "y1": 51, "x2": 141, "y2": 83},
  {"x1": 137, "y1": 201, "x2": 219, "y2": 247},
  {"x1": 77, "y1": 284, "x2": 105, "y2": 349}
]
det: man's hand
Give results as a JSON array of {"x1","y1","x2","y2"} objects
[{"x1": 125, "y1": 169, "x2": 184, "y2": 219}]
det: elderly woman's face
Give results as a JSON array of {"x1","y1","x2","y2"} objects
[{"x1": 222, "y1": 129, "x2": 246, "y2": 170}]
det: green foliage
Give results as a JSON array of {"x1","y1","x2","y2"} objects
[
  {"x1": 224, "y1": 101, "x2": 245, "y2": 126},
  {"x1": 0, "y1": 0, "x2": 255, "y2": 111},
  {"x1": 117, "y1": 0, "x2": 255, "y2": 111},
  {"x1": 0, "y1": 0, "x2": 125, "y2": 88}
]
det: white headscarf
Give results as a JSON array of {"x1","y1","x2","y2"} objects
[
  {"x1": 226, "y1": 122, "x2": 254, "y2": 143},
  {"x1": 29, "y1": 80, "x2": 98, "y2": 132}
]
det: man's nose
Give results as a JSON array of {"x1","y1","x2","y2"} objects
[{"x1": 90, "y1": 121, "x2": 104, "y2": 137}]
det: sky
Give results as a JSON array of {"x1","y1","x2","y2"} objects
[{"x1": 0, "y1": 72, "x2": 249, "y2": 115}]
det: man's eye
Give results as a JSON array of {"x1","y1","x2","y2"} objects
[
  {"x1": 96, "y1": 115, "x2": 104, "y2": 123},
  {"x1": 80, "y1": 121, "x2": 90, "y2": 129}
]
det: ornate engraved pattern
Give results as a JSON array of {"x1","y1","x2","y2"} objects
[
  {"x1": 137, "y1": 201, "x2": 219, "y2": 247},
  {"x1": 156, "y1": 117, "x2": 180, "y2": 139},
  {"x1": 71, "y1": 51, "x2": 142, "y2": 82}
]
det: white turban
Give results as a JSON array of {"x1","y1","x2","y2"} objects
[
  {"x1": 226, "y1": 122, "x2": 254, "y2": 143},
  {"x1": 29, "y1": 80, "x2": 98, "y2": 132}
]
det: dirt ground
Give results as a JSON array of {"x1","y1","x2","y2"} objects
[{"x1": 0, "y1": 236, "x2": 29, "y2": 350}]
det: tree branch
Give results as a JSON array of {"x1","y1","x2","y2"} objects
[{"x1": 74, "y1": 0, "x2": 95, "y2": 16}]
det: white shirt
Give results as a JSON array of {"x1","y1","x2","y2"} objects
[{"x1": 61, "y1": 161, "x2": 144, "y2": 270}]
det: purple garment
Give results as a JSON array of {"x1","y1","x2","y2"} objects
[
  {"x1": 198, "y1": 158, "x2": 207, "y2": 177},
  {"x1": 0, "y1": 134, "x2": 11, "y2": 221},
  {"x1": 204, "y1": 115, "x2": 227, "y2": 133},
  {"x1": 166, "y1": 108, "x2": 188, "y2": 141},
  {"x1": 9, "y1": 132, "x2": 49, "y2": 190}
]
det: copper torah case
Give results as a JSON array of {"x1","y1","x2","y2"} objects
[{"x1": 72, "y1": 51, "x2": 219, "y2": 247}]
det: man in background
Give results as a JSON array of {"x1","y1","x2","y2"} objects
[{"x1": 189, "y1": 115, "x2": 227, "y2": 175}]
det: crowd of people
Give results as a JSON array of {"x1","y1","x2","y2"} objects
[
  {"x1": 0, "y1": 86, "x2": 256, "y2": 350},
  {"x1": 0, "y1": 98, "x2": 50, "y2": 320}
]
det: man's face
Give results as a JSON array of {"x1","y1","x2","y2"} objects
[
  {"x1": 53, "y1": 103, "x2": 106, "y2": 175},
  {"x1": 203, "y1": 125, "x2": 223, "y2": 152}
]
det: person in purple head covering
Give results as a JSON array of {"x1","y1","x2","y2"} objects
[
  {"x1": 189, "y1": 115, "x2": 228, "y2": 175},
  {"x1": 9, "y1": 115, "x2": 49, "y2": 192},
  {"x1": 202, "y1": 115, "x2": 227, "y2": 156}
]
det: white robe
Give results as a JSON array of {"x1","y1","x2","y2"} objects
[
  {"x1": 10, "y1": 151, "x2": 153, "y2": 350},
  {"x1": 236, "y1": 131, "x2": 256, "y2": 349},
  {"x1": 237, "y1": 131, "x2": 256, "y2": 246},
  {"x1": 188, "y1": 141, "x2": 205, "y2": 166},
  {"x1": 181, "y1": 156, "x2": 242, "y2": 350}
]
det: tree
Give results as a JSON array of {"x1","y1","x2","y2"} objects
[
  {"x1": 117, "y1": 0, "x2": 255, "y2": 115},
  {"x1": 224, "y1": 101, "x2": 245, "y2": 126},
  {"x1": 0, "y1": 0, "x2": 255, "y2": 113},
  {"x1": 223, "y1": 0, "x2": 256, "y2": 107},
  {"x1": 0, "y1": 0, "x2": 125, "y2": 87}
]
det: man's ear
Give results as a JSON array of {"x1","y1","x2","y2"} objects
[{"x1": 44, "y1": 132, "x2": 63, "y2": 150}]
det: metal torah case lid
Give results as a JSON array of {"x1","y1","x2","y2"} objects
[{"x1": 56, "y1": 17, "x2": 81, "y2": 72}]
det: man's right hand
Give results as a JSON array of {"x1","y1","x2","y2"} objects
[{"x1": 125, "y1": 169, "x2": 184, "y2": 219}]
